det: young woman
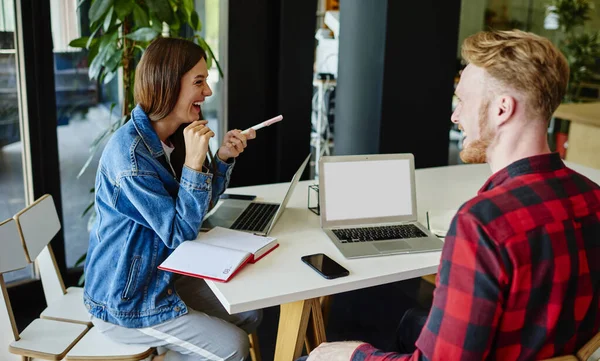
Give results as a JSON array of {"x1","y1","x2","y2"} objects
[{"x1": 83, "y1": 37, "x2": 260, "y2": 361}]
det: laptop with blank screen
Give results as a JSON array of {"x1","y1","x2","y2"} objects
[
  {"x1": 202, "y1": 154, "x2": 311, "y2": 236},
  {"x1": 319, "y1": 153, "x2": 444, "y2": 258}
]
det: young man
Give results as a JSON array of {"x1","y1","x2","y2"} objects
[{"x1": 306, "y1": 30, "x2": 600, "y2": 361}]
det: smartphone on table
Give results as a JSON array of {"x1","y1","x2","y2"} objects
[{"x1": 301, "y1": 253, "x2": 349, "y2": 279}]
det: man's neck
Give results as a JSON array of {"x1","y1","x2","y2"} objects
[{"x1": 487, "y1": 121, "x2": 551, "y2": 174}]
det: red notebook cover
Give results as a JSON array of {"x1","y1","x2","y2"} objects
[
  {"x1": 158, "y1": 230, "x2": 279, "y2": 282},
  {"x1": 159, "y1": 254, "x2": 253, "y2": 283}
]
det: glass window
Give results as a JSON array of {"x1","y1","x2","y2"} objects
[
  {"x1": 0, "y1": 0, "x2": 33, "y2": 283},
  {"x1": 196, "y1": 0, "x2": 224, "y2": 147},
  {"x1": 49, "y1": 1, "x2": 108, "y2": 268}
]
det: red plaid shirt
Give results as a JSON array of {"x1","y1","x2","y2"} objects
[{"x1": 352, "y1": 153, "x2": 600, "y2": 361}]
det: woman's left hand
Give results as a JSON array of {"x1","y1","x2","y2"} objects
[{"x1": 217, "y1": 129, "x2": 256, "y2": 161}]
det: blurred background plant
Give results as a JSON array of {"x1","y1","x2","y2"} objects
[{"x1": 548, "y1": 0, "x2": 600, "y2": 101}]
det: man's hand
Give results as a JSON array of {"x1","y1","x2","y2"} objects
[{"x1": 307, "y1": 342, "x2": 365, "y2": 361}]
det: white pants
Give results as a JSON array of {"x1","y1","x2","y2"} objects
[{"x1": 92, "y1": 277, "x2": 262, "y2": 361}]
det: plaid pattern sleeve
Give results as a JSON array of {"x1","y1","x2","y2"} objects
[
  {"x1": 351, "y1": 153, "x2": 600, "y2": 361},
  {"x1": 350, "y1": 212, "x2": 505, "y2": 361}
]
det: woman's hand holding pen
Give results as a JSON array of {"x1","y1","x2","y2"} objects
[
  {"x1": 183, "y1": 120, "x2": 214, "y2": 171},
  {"x1": 217, "y1": 129, "x2": 256, "y2": 161}
]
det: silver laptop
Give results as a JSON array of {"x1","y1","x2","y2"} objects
[
  {"x1": 319, "y1": 153, "x2": 444, "y2": 258},
  {"x1": 202, "y1": 154, "x2": 311, "y2": 236}
]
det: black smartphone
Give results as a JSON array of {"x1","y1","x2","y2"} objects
[
  {"x1": 220, "y1": 194, "x2": 257, "y2": 201},
  {"x1": 301, "y1": 253, "x2": 349, "y2": 279}
]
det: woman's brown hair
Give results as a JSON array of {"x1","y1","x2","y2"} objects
[{"x1": 134, "y1": 37, "x2": 211, "y2": 180}]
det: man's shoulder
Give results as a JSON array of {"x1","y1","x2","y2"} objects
[
  {"x1": 456, "y1": 189, "x2": 510, "y2": 228},
  {"x1": 451, "y1": 184, "x2": 529, "y2": 245},
  {"x1": 457, "y1": 168, "x2": 600, "y2": 243}
]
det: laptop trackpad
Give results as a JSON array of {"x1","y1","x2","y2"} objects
[
  {"x1": 214, "y1": 204, "x2": 246, "y2": 219},
  {"x1": 374, "y1": 241, "x2": 412, "y2": 253}
]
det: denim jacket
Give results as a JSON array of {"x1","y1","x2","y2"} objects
[{"x1": 83, "y1": 105, "x2": 233, "y2": 328}]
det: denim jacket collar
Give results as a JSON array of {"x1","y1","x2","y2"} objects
[{"x1": 131, "y1": 104, "x2": 164, "y2": 158}]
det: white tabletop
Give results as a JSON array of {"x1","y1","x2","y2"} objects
[{"x1": 206, "y1": 161, "x2": 600, "y2": 314}]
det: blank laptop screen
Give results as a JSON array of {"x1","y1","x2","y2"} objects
[{"x1": 322, "y1": 159, "x2": 413, "y2": 222}]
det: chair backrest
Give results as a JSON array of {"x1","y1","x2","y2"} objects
[
  {"x1": 0, "y1": 218, "x2": 29, "y2": 274},
  {"x1": 577, "y1": 332, "x2": 600, "y2": 361},
  {"x1": 0, "y1": 218, "x2": 29, "y2": 361},
  {"x1": 14, "y1": 194, "x2": 67, "y2": 303}
]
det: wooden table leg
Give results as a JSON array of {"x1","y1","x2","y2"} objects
[
  {"x1": 319, "y1": 295, "x2": 333, "y2": 328},
  {"x1": 274, "y1": 299, "x2": 313, "y2": 361},
  {"x1": 304, "y1": 298, "x2": 327, "y2": 353}
]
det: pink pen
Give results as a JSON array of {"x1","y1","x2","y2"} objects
[{"x1": 241, "y1": 115, "x2": 283, "y2": 134}]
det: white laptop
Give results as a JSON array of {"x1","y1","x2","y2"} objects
[
  {"x1": 202, "y1": 154, "x2": 311, "y2": 236},
  {"x1": 319, "y1": 153, "x2": 444, "y2": 258}
]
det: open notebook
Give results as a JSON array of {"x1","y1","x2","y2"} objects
[{"x1": 158, "y1": 227, "x2": 279, "y2": 282}]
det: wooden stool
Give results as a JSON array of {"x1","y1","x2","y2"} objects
[{"x1": 248, "y1": 332, "x2": 262, "y2": 361}]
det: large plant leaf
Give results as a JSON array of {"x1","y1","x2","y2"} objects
[
  {"x1": 86, "y1": 25, "x2": 101, "y2": 49},
  {"x1": 146, "y1": 0, "x2": 174, "y2": 24},
  {"x1": 103, "y1": 6, "x2": 114, "y2": 32},
  {"x1": 132, "y1": 3, "x2": 150, "y2": 28},
  {"x1": 170, "y1": 8, "x2": 185, "y2": 34},
  {"x1": 102, "y1": 69, "x2": 118, "y2": 84},
  {"x1": 87, "y1": 40, "x2": 100, "y2": 64},
  {"x1": 88, "y1": 31, "x2": 118, "y2": 80},
  {"x1": 125, "y1": 27, "x2": 160, "y2": 41},
  {"x1": 114, "y1": 0, "x2": 134, "y2": 20},
  {"x1": 190, "y1": 10, "x2": 201, "y2": 32},
  {"x1": 182, "y1": 0, "x2": 194, "y2": 19},
  {"x1": 196, "y1": 36, "x2": 223, "y2": 78},
  {"x1": 89, "y1": 0, "x2": 114, "y2": 23},
  {"x1": 69, "y1": 36, "x2": 89, "y2": 48},
  {"x1": 88, "y1": 51, "x2": 104, "y2": 80},
  {"x1": 104, "y1": 49, "x2": 123, "y2": 72}
]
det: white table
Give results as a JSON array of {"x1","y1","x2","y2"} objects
[
  {"x1": 553, "y1": 102, "x2": 600, "y2": 169},
  {"x1": 206, "y1": 162, "x2": 600, "y2": 361}
]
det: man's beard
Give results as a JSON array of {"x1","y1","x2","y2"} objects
[{"x1": 459, "y1": 100, "x2": 496, "y2": 164}]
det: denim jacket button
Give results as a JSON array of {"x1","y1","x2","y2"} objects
[
  {"x1": 167, "y1": 289, "x2": 173, "y2": 295},
  {"x1": 205, "y1": 178, "x2": 210, "y2": 185},
  {"x1": 174, "y1": 306, "x2": 181, "y2": 312}
]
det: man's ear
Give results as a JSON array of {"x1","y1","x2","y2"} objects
[{"x1": 494, "y1": 95, "x2": 516, "y2": 127}]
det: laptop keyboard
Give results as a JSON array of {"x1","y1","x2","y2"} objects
[
  {"x1": 332, "y1": 224, "x2": 427, "y2": 243},
  {"x1": 231, "y1": 202, "x2": 279, "y2": 232}
]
